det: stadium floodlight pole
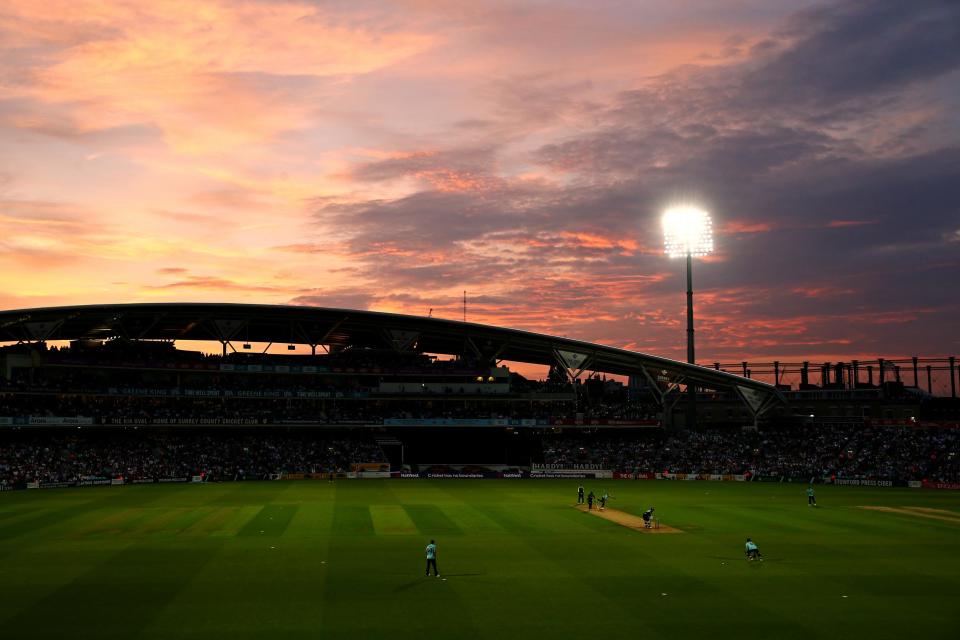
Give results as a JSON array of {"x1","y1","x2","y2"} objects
[{"x1": 662, "y1": 206, "x2": 714, "y2": 429}]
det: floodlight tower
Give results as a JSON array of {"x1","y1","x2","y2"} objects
[{"x1": 662, "y1": 206, "x2": 714, "y2": 427}]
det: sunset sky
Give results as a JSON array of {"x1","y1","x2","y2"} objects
[{"x1": 1, "y1": 0, "x2": 958, "y2": 363}]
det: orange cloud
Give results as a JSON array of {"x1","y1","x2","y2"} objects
[
  {"x1": 723, "y1": 220, "x2": 773, "y2": 234},
  {"x1": 827, "y1": 219, "x2": 877, "y2": 228},
  {"x1": 5, "y1": 0, "x2": 435, "y2": 153},
  {"x1": 791, "y1": 285, "x2": 855, "y2": 298},
  {"x1": 558, "y1": 231, "x2": 639, "y2": 252}
]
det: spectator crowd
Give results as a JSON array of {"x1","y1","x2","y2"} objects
[
  {"x1": 2, "y1": 424, "x2": 958, "y2": 487},
  {"x1": 542, "y1": 425, "x2": 960, "y2": 482},
  {"x1": 0, "y1": 431, "x2": 386, "y2": 485}
]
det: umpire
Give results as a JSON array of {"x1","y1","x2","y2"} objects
[{"x1": 425, "y1": 539, "x2": 440, "y2": 577}]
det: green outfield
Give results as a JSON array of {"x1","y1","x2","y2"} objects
[{"x1": 1, "y1": 481, "x2": 958, "y2": 640}]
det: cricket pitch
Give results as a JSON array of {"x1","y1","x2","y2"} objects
[
  {"x1": 574, "y1": 504, "x2": 683, "y2": 533},
  {"x1": 857, "y1": 506, "x2": 960, "y2": 524}
]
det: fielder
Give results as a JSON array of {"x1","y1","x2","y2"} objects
[
  {"x1": 807, "y1": 485, "x2": 817, "y2": 507},
  {"x1": 745, "y1": 537, "x2": 763, "y2": 561},
  {"x1": 425, "y1": 539, "x2": 440, "y2": 577}
]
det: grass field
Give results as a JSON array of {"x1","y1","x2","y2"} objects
[{"x1": 1, "y1": 481, "x2": 959, "y2": 640}]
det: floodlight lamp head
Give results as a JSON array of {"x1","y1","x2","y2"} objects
[{"x1": 662, "y1": 206, "x2": 714, "y2": 258}]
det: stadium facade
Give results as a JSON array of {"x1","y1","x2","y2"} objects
[
  {"x1": 1, "y1": 303, "x2": 958, "y2": 488},
  {"x1": 0, "y1": 302, "x2": 786, "y2": 425}
]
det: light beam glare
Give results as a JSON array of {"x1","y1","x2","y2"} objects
[{"x1": 662, "y1": 206, "x2": 714, "y2": 258}]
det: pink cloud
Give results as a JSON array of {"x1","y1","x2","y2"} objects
[
  {"x1": 723, "y1": 220, "x2": 774, "y2": 234},
  {"x1": 827, "y1": 219, "x2": 878, "y2": 228}
]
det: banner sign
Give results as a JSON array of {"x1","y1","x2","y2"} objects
[
  {"x1": 388, "y1": 470, "x2": 610, "y2": 479},
  {"x1": 529, "y1": 470, "x2": 613, "y2": 479},
  {"x1": 352, "y1": 463, "x2": 391, "y2": 472},
  {"x1": 107, "y1": 417, "x2": 264, "y2": 426},
  {"x1": 654, "y1": 472, "x2": 746, "y2": 481},
  {"x1": 106, "y1": 387, "x2": 348, "y2": 399},
  {"x1": 550, "y1": 418, "x2": 661, "y2": 427},
  {"x1": 533, "y1": 463, "x2": 606, "y2": 471},
  {"x1": 77, "y1": 477, "x2": 111, "y2": 486},
  {"x1": 867, "y1": 420, "x2": 960, "y2": 429},
  {"x1": 424, "y1": 472, "x2": 488, "y2": 479},
  {"x1": 833, "y1": 478, "x2": 894, "y2": 487},
  {"x1": 383, "y1": 418, "x2": 511, "y2": 427},
  {"x1": 183, "y1": 389, "x2": 220, "y2": 397},
  {"x1": 27, "y1": 416, "x2": 94, "y2": 426},
  {"x1": 219, "y1": 364, "x2": 329, "y2": 374},
  {"x1": 921, "y1": 481, "x2": 960, "y2": 490}
]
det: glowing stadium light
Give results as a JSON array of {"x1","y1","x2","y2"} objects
[
  {"x1": 662, "y1": 206, "x2": 714, "y2": 258},
  {"x1": 660, "y1": 205, "x2": 715, "y2": 429}
]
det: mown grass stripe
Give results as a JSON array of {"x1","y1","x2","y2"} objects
[
  {"x1": 237, "y1": 504, "x2": 298, "y2": 537},
  {"x1": 132, "y1": 508, "x2": 197, "y2": 536},
  {"x1": 68, "y1": 508, "x2": 132, "y2": 537},
  {"x1": 4, "y1": 541, "x2": 223, "y2": 639},
  {"x1": 148, "y1": 507, "x2": 219, "y2": 537},
  {"x1": 0, "y1": 506, "x2": 43, "y2": 525},
  {"x1": 441, "y1": 503, "x2": 509, "y2": 533},
  {"x1": 182, "y1": 507, "x2": 240, "y2": 536},
  {"x1": 402, "y1": 504, "x2": 464, "y2": 536},
  {"x1": 0, "y1": 502, "x2": 96, "y2": 539},
  {"x1": 206, "y1": 505, "x2": 260, "y2": 537},
  {"x1": 331, "y1": 504, "x2": 375, "y2": 535},
  {"x1": 370, "y1": 505, "x2": 418, "y2": 535}
]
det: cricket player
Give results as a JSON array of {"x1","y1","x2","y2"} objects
[
  {"x1": 807, "y1": 485, "x2": 817, "y2": 507},
  {"x1": 642, "y1": 507, "x2": 655, "y2": 528},
  {"x1": 745, "y1": 538, "x2": 763, "y2": 561},
  {"x1": 577, "y1": 484, "x2": 585, "y2": 504},
  {"x1": 587, "y1": 491, "x2": 595, "y2": 510},
  {"x1": 599, "y1": 492, "x2": 610, "y2": 510},
  {"x1": 425, "y1": 539, "x2": 439, "y2": 577}
]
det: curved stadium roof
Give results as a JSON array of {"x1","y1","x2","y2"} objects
[{"x1": 0, "y1": 303, "x2": 785, "y2": 415}]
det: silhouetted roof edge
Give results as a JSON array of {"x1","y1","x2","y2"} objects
[{"x1": 0, "y1": 302, "x2": 785, "y2": 408}]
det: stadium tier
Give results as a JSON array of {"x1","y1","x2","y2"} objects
[{"x1": 0, "y1": 304, "x2": 958, "y2": 489}]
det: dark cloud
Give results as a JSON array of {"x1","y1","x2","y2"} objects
[
  {"x1": 305, "y1": 0, "x2": 960, "y2": 359},
  {"x1": 743, "y1": 0, "x2": 960, "y2": 108}
]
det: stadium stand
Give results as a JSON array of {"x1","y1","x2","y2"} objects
[
  {"x1": 0, "y1": 430, "x2": 386, "y2": 485},
  {"x1": 541, "y1": 426, "x2": 960, "y2": 482},
  {"x1": 0, "y1": 304, "x2": 958, "y2": 490}
]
